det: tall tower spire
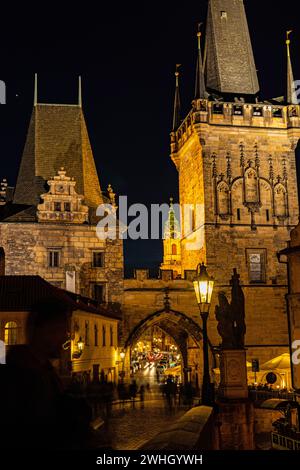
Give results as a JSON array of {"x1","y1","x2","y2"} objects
[
  {"x1": 194, "y1": 23, "x2": 206, "y2": 99},
  {"x1": 78, "y1": 75, "x2": 82, "y2": 107},
  {"x1": 34, "y1": 73, "x2": 38, "y2": 106},
  {"x1": 160, "y1": 197, "x2": 182, "y2": 278},
  {"x1": 205, "y1": 0, "x2": 259, "y2": 97},
  {"x1": 286, "y1": 31, "x2": 298, "y2": 105},
  {"x1": 172, "y1": 64, "x2": 181, "y2": 131}
]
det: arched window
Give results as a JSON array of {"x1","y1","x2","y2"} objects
[
  {"x1": 4, "y1": 321, "x2": 18, "y2": 345},
  {"x1": 171, "y1": 244, "x2": 177, "y2": 255}
]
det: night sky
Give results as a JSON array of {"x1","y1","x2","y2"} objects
[{"x1": 1, "y1": 1, "x2": 300, "y2": 276}]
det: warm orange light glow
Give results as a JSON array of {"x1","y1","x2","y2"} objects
[
  {"x1": 193, "y1": 263, "x2": 214, "y2": 307},
  {"x1": 120, "y1": 351, "x2": 125, "y2": 360}
]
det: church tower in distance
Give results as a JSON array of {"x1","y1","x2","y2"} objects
[
  {"x1": 160, "y1": 199, "x2": 182, "y2": 278},
  {"x1": 170, "y1": 0, "x2": 300, "y2": 361}
]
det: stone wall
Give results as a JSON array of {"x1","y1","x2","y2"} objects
[
  {"x1": 0, "y1": 222, "x2": 123, "y2": 304},
  {"x1": 254, "y1": 408, "x2": 282, "y2": 434}
]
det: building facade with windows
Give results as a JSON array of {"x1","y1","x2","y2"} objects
[
  {"x1": 0, "y1": 88, "x2": 123, "y2": 306},
  {"x1": 0, "y1": 275, "x2": 120, "y2": 381}
]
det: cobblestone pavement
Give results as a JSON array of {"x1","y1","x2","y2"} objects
[
  {"x1": 101, "y1": 366, "x2": 187, "y2": 450},
  {"x1": 106, "y1": 395, "x2": 186, "y2": 450}
]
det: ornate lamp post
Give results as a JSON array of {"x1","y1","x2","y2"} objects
[
  {"x1": 77, "y1": 337, "x2": 84, "y2": 354},
  {"x1": 72, "y1": 336, "x2": 84, "y2": 359},
  {"x1": 193, "y1": 262, "x2": 214, "y2": 405}
]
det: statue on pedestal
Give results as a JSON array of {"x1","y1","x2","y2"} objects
[{"x1": 215, "y1": 269, "x2": 246, "y2": 349}]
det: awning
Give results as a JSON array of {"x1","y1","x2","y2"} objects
[
  {"x1": 258, "y1": 399, "x2": 299, "y2": 410},
  {"x1": 260, "y1": 353, "x2": 291, "y2": 371}
]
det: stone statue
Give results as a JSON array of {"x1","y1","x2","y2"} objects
[{"x1": 215, "y1": 269, "x2": 246, "y2": 349}]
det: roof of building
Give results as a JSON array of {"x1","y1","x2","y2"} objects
[
  {"x1": 0, "y1": 275, "x2": 120, "y2": 320},
  {"x1": 13, "y1": 103, "x2": 103, "y2": 209},
  {"x1": 205, "y1": 0, "x2": 259, "y2": 97}
]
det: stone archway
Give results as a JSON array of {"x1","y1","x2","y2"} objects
[{"x1": 124, "y1": 308, "x2": 216, "y2": 384}]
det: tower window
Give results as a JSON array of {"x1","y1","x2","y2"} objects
[
  {"x1": 253, "y1": 107, "x2": 263, "y2": 117},
  {"x1": 237, "y1": 208, "x2": 241, "y2": 221},
  {"x1": 93, "y1": 283, "x2": 105, "y2": 303},
  {"x1": 221, "y1": 11, "x2": 227, "y2": 19},
  {"x1": 48, "y1": 250, "x2": 60, "y2": 268},
  {"x1": 273, "y1": 108, "x2": 282, "y2": 118},
  {"x1": 4, "y1": 321, "x2": 18, "y2": 345},
  {"x1": 213, "y1": 104, "x2": 224, "y2": 115},
  {"x1": 233, "y1": 105, "x2": 243, "y2": 116},
  {"x1": 172, "y1": 244, "x2": 177, "y2": 255},
  {"x1": 266, "y1": 209, "x2": 270, "y2": 222},
  {"x1": 54, "y1": 202, "x2": 61, "y2": 212},
  {"x1": 64, "y1": 202, "x2": 71, "y2": 212},
  {"x1": 93, "y1": 251, "x2": 104, "y2": 268}
]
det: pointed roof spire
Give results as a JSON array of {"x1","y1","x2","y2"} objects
[
  {"x1": 172, "y1": 64, "x2": 181, "y2": 131},
  {"x1": 286, "y1": 30, "x2": 298, "y2": 105},
  {"x1": 205, "y1": 0, "x2": 259, "y2": 96},
  {"x1": 164, "y1": 197, "x2": 180, "y2": 239},
  {"x1": 34, "y1": 73, "x2": 38, "y2": 106},
  {"x1": 194, "y1": 23, "x2": 206, "y2": 99},
  {"x1": 78, "y1": 75, "x2": 82, "y2": 107}
]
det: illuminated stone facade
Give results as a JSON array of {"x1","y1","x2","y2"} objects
[
  {"x1": 169, "y1": 99, "x2": 300, "y2": 365},
  {"x1": 122, "y1": 0, "x2": 300, "y2": 386}
]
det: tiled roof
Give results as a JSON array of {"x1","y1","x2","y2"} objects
[
  {"x1": 13, "y1": 104, "x2": 103, "y2": 209},
  {"x1": 205, "y1": 0, "x2": 259, "y2": 96},
  {"x1": 0, "y1": 275, "x2": 120, "y2": 320}
]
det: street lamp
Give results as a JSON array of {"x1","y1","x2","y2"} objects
[
  {"x1": 77, "y1": 336, "x2": 84, "y2": 353},
  {"x1": 72, "y1": 336, "x2": 84, "y2": 359},
  {"x1": 193, "y1": 262, "x2": 214, "y2": 406},
  {"x1": 120, "y1": 350, "x2": 125, "y2": 361}
]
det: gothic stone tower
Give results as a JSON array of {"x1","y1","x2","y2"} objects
[
  {"x1": 0, "y1": 78, "x2": 123, "y2": 304},
  {"x1": 171, "y1": 0, "x2": 300, "y2": 362}
]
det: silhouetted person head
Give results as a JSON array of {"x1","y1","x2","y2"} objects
[{"x1": 26, "y1": 298, "x2": 71, "y2": 360}]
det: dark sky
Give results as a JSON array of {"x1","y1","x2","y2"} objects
[{"x1": 0, "y1": 1, "x2": 300, "y2": 276}]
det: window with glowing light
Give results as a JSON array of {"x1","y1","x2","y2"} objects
[{"x1": 4, "y1": 321, "x2": 18, "y2": 345}]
